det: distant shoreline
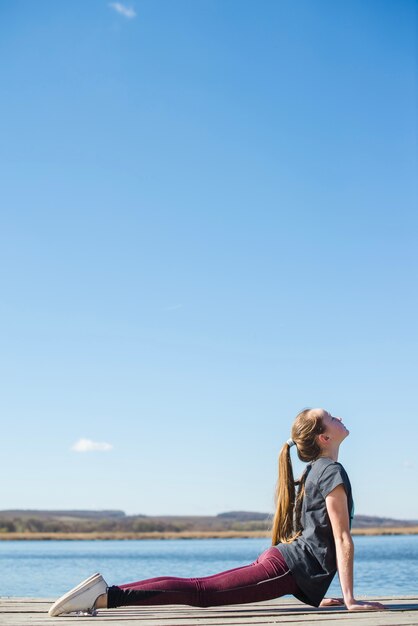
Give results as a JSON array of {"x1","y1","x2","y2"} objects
[{"x1": 1, "y1": 527, "x2": 417, "y2": 540}]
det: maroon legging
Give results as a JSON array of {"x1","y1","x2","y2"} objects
[{"x1": 107, "y1": 547, "x2": 298, "y2": 608}]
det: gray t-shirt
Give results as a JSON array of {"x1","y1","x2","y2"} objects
[{"x1": 277, "y1": 458, "x2": 353, "y2": 607}]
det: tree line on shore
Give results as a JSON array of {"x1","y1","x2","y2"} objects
[
  {"x1": 0, "y1": 510, "x2": 270, "y2": 534},
  {"x1": 0, "y1": 510, "x2": 416, "y2": 534}
]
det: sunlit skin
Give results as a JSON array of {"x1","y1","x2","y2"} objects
[{"x1": 315, "y1": 409, "x2": 349, "y2": 461}]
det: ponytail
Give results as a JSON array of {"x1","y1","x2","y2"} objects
[{"x1": 271, "y1": 442, "x2": 299, "y2": 545}]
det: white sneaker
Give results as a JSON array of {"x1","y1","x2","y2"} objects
[{"x1": 48, "y1": 573, "x2": 108, "y2": 617}]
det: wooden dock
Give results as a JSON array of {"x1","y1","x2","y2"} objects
[{"x1": 1, "y1": 597, "x2": 417, "y2": 626}]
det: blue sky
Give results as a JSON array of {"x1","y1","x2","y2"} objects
[{"x1": 0, "y1": 0, "x2": 417, "y2": 519}]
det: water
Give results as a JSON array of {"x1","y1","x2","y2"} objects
[{"x1": 0, "y1": 535, "x2": 416, "y2": 598}]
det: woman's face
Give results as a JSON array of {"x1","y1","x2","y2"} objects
[{"x1": 320, "y1": 409, "x2": 350, "y2": 443}]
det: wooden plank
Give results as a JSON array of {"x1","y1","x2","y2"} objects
[{"x1": 0, "y1": 597, "x2": 417, "y2": 626}]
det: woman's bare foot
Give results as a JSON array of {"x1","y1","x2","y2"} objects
[
  {"x1": 94, "y1": 593, "x2": 108, "y2": 609},
  {"x1": 320, "y1": 597, "x2": 344, "y2": 607}
]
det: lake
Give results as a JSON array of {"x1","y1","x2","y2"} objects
[{"x1": 0, "y1": 535, "x2": 417, "y2": 598}]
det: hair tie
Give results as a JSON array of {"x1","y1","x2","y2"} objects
[{"x1": 287, "y1": 438, "x2": 296, "y2": 448}]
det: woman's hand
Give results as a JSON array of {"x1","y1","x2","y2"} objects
[
  {"x1": 320, "y1": 597, "x2": 386, "y2": 611},
  {"x1": 320, "y1": 597, "x2": 344, "y2": 607},
  {"x1": 346, "y1": 600, "x2": 386, "y2": 611}
]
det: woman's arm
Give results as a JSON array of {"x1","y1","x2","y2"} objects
[{"x1": 325, "y1": 485, "x2": 385, "y2": 611}]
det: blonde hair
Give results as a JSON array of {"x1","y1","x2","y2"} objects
[{"x1": 271, "y1": 408, "x2": 326, "y2": 545}]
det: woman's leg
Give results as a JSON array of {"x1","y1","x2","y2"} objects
[{"x1": 107, "y1": 547, "x2": 298, "y2": 608}]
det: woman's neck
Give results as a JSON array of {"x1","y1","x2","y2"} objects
[{"x1": 318, "y1": 449, "x2": 339, "y2": 462}]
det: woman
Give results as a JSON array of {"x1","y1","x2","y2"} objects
[{"x1": 48, "y1": 408, "x2": 385, "y2": 617}]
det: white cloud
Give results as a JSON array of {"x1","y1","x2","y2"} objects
[
  {"x1": 166, "y1": 304, "x2": 183, "y2": 311},
  {"x1": 109, "y1": 2, "x2": 136, "y2": 19},
  {"x1": 402, "y1": 460, "x2": 414, "y2": 469},
  {"x1": 71, "y1": 438, "x2": 113, "y2": 453}
]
